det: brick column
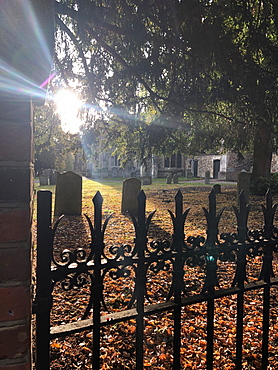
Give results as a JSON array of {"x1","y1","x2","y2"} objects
[
  {"x1": 0, "y1": 98, "x2": 33, "y2": 369},
  {"x1": 0, "y1": 2, "x2": 54, "y2": 369}
]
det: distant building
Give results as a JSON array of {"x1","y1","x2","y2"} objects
[{"x1": 74, "y1": 149, "x2": 278, "y2": 181}]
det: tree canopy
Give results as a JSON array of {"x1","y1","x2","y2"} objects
[
  {"x1": 34, "y1": 100, "x2": 81, "y2": 173},
  {"x1": 53, "y1": 0, "x2": 278, "y2": 178}
]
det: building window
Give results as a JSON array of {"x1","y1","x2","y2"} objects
[
  {"x1": 111, "y1": 154, "x2": 120, "y2": 167},
  {"x1": 171, "y1": 154, "x2": 175, "y2": 167},
  {"x1": 176, "y1": 153, "x2": 182, "y2": 168},
  {"x1": 164, "y1": 153, "x2": 182, "y2": 168},
  {"x1": 164, "y1": 157, "x2": 170, "y2": 167}
]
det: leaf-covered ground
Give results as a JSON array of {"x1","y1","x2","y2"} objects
[{"x1": 32, "y1": 181, "x2": 278, "y2": 369}]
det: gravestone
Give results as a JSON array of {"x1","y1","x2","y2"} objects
[
  {"x1": 111, "y1": 167, "x2": 118, "y2": 177},
  {"x1": 101, "y1": 168, "x2": 109, "y2": 178},
  {"x1": 173, "y1": 174, "x2": 179, "y2": 184},
  {"x1": 39, "y1": 174, "x2": 49, "y2": 186},
  {"x1": 49, "y1": 170, "x2": 58, "y2": 185},
  {"x1": 205, "y1": 171, "x2": 210, "y2": 184},
  {"x1": 237, "y1": 171, "x2": 251, "y2": 205},
  {"x1": 213, "y1": 184, "x2": 221, "y2": 194},
  {"x1": 117, "y1": 168, "x2": 123, "y2": 178},
  {"x1": 142, "y1": 175, "x2": 152, "y2": 185},
  {"x1": 166, "y1": 175, "x2": 172, "y2": 184},
  {"x1": 54, "y1": 171, "x2": 82, "y2": 216},
  {"x1": 185, "y1": 169, "x2": 193, "y2": 178},
  {"x1": 121, "y1": 178, "x2": 141, "y2": 215}
]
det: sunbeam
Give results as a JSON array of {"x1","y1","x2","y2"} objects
[
  {"x1": 54, "y1": 89, "x2": 83, "y2": 134},
  {"x1": 0, "y1": 1, "x2": 54, "y2": 101}
]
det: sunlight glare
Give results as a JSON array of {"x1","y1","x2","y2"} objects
[{"x1": 54, "y1": 89, "x2": 83, "y2": 134}]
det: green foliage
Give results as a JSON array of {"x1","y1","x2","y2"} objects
[
  {"x1": 34, "y1": 101, "x2": 81, "y2": 173},
  {"x1": 54, "y1": 0, "x2": 278, "y2": 177},
  {"x1": 250, "y1": 173, "x2": 278, "y2": 195}
]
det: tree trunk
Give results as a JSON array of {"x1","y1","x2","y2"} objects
[{"x1": 251, "y1": 124, "x2": 272, "y2": 180}]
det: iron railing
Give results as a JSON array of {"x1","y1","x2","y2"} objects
[{"x1": 33, "y1": 188, "x2": 278, "y2": 369}]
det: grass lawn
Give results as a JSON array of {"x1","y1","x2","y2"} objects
[{"x1": 34, "y1": 177, "x2": 236, "y2": 218}]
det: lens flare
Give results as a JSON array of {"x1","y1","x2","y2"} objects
[
  {"x1": 0, "y1": 1, "x2": 53, "y2": 100},
  {"x1": 54, "y1": 89, "x2": 83, "y2": 134}
]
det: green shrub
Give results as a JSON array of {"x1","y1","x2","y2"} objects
[{"x1": 250, "y1": 174, "x2": 278, "y2": 195}]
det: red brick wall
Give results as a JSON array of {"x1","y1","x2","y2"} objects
[{"x1": 0, "y1": 100, "x2": 33, "y2": 370}]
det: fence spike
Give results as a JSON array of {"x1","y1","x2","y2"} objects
[
  {"x1": 232, "y1": 190, "x2": 251, "y2": 243},
  {"x1": 175, "y1": 189, "x2": 183, "y2": 217},
  {"x1": 232, "y1": 190, "x2": 250, "y2": 288},
  {"x1": 93, "y1": 191, "x2": 103, "y2": 233},
  {"x1": 201, "y1": 189, "x2": 224, "y2": 294},
  {"x1": 262, "y1": 189, "x2": 277, "y2": 239}
]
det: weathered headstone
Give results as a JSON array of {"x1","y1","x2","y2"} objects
[
  {"x1": 237, "y1": 171, "x2": 251, "y2": 205},
  {"x1": 101, "y1": 168, "x2": 109, "y2": 178},
  {"x1": 166, "y1": 175, "x2": 172, "y2": 184},
  {"x1": 121, "y1": 178, "x2": 141, "y2": 215},
  {"x1": 173, "y1": 174, "x2": 179, "y2": 184},
  {"x1": 117, "y1": 168, "x2": 123, "y2": 178},
  {"x1": 205, "y1": 171, "x2": 210, "y2": 184},
  {"x1": 213, "y1": 184, "x2": 221, "y2": 194},
  {"x1": 39, "y1": 174, "x2": 49, "y2": 186},
  {"x1": 111, "y1": 167, "x2": 118, "y2": 177},
  {"x1": 142, "y1": 175, "x2": 152, "y2": 185},
  {"x1": 185, "y1": 169, "x2": 193, "y2": 178},
  {"x1": 54, "y1": 171, "x2": 82, "y2": 216},
  {"x1": 49, "y1": 171, "x2": 58, "y2": 185}
]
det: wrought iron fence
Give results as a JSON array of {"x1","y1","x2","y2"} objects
[{"x1": 33, "y1": 188, "x2": 278, "y2": 369}]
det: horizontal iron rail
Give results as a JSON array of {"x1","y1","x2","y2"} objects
[
  {"x1": 50, "y1": 239, "x2": 278, "y2": 283},
  {"x1": 50, "y1": 276, "x2": 278, "y2": 339}
]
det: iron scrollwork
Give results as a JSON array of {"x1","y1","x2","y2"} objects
[{"x1": 41, "y1": 187, "x2": 278, "y2": 322}]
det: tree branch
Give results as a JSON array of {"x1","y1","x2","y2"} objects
[
  {"x1": 55, "y1": 14, "x2": 91, "y2": 89},
  {"x1": 55, "y1": 0, "x2": 130, "y2": 36},
  {"x1": 54, "y1": 1, "x2": 249, "y2": 126}
]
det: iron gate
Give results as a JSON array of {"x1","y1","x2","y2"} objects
[{"x1": 33, "y1": 188, "x2": 278, "y2": 369}]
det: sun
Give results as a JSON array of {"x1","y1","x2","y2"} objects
[{"x1": 54, "y1": 89, "x2": 83, "y2": 134}]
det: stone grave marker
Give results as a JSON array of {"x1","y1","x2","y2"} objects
[
  {"x1": 185, "y1": 169, "x2": 193, "y2": 178},
  {"x1": 39, "y1": 174, "x2": 49, "y2": 186},
  {"x1": 142, "y1": 175, "x2": 152, "y2": 185},
  {"x1": 117, "y1": 168, "x2": 123, "y2": 177},
  {"x1": 121, "y1": 178, "x2": 141, "y2": 215},
  {"x1": 101, "y1": 168, "x2": 109, "y2": 178},
  {"x1": 54, "y1": 171, "x2": 82, "y2": 216},
  {"x1": 111, "y1": 167, "x2": 118, "y2": 177},
  {"x1": 205, "y1": 171, "x2": 210, "y2": 184},
  {"x1": 166, "y1": 175, "x2": 172, "y2": 184},
  {"x1": 49, "y1": 170, "x2": 58, "y2": 185},
  {"x1": 237, "y1": 171, "x2": 251, "y2": 205},
  {"x1": 173, "y1": 174, "x2": 179, "y2": 184}
]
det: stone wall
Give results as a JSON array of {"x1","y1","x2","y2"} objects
[
  {"x1": 271, "y1": 154, "x2": 278, "y2": 173},
  {"x1": 193, "y1": 154, "x2": 222, "y2": 178},
  {"x1": 225, "y1": 152, "x2": 253, "y2": 172},
  {"x1": 193, "y1": 152, "x2": 253, "y2": 180}
]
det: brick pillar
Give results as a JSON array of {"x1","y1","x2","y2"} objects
[
  {"x1": 0, "y1": 98, "x2": 33, "y2": 369},
  {"x1": 0, "y1": 2, "x2": 54, "y2": 369}
]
